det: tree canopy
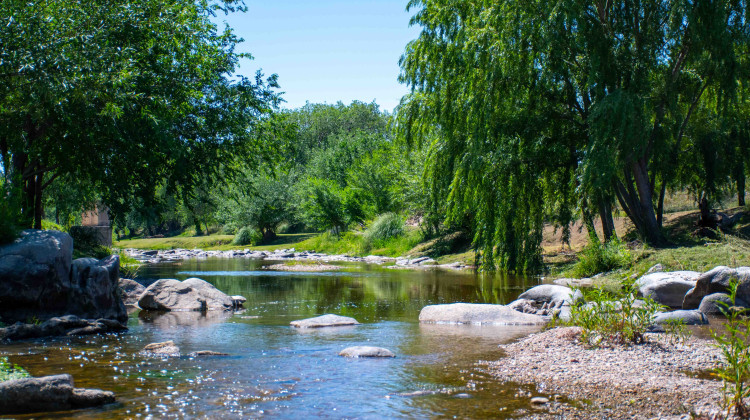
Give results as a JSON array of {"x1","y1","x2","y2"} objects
[
  {"x1": 396, "y1": 0, "x2": 750, "y2": 271},
  {"x1": 0, "y1": 0, "x2": 280, "y2": 229}
]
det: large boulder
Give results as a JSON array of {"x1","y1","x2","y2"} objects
[
  {"x1": 0, "y1": 230, "x2": 126, "y2": 323},
  {"x1": 683, "y1": 266, "x2": 750, "y2": 309},
  {"x1": 635, "y1": 271, "x2": 700, "y2": 308},
  {"x1": 419, "y1": 303, "x2": 548, "y2": 325},
  {"x1": 138, "y1": 278, "x2": 233, "y2": 311},
  {"x1": 0, "y1": 374, "x2": 115, "y2": 415},
  {"x1": 118, "y1": 278, "x2": 145, "y2": 306}
]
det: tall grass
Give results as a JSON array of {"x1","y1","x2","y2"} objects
[{"x1": 572, "y1": 237, "x2": 631, "y2": 277}]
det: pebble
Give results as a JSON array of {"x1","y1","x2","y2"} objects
[{"x1": 530, "y1": 396, "x2": 549, "y2": 405}]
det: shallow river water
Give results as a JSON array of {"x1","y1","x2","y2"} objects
[{"x1": 3, "y1": 258, "x2": 552, "y2": 419}]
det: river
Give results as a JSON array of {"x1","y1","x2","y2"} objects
[{"x1": 3, "y1": 258, "x2": 549, "y2": 419}]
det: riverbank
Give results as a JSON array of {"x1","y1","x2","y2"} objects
[
  {"x1": 122, "y1": 247, "x2": 474, "y2": 270},
  {"x1": 482, "y1": 326, "x2": 727, "y2": 419}
]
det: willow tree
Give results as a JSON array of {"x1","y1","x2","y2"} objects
[
  {"x1": 397, "y1": 0, "x2": 748, "y2": 271},
  {"x1": 0, "y1": 0, "x2": 280, "y2": 229}
]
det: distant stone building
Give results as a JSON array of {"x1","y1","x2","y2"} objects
[{"x1": 72, "y1": 203, "x2": 113, "y2": 247}]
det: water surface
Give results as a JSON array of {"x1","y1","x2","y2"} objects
[{"x1": 4, "y1": 258, "x2": 549, "y2": 419}]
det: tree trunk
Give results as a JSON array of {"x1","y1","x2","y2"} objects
[
  {"x1": 581, "y1": 201, "x2": 599, "y2": 243},
  {"x1": 33, "y1": 174, "x2": 43, "y2": 229},
  {"x1": 737, "y1": 170, "x2": 746, "y2": 207},
  {"x1": 598, "y1": 199, "x2": 616, "y2": 241},
  {"x1": 656, "y1": 181, "x2": 667, "y2": 228},
  {"x1": 698, "y1": 193, "x2": 714, "y2": 228},
  {"x1": 630, "y1": 160, "x2": 666, "y2": 245}
]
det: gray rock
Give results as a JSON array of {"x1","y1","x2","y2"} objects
[
  {"x1": 338, "y1": 346, "x2": 395, "y2": 358},
  {"x1": 636, "y1": 271, "x2": 700, "y2": 308},
  {"x1": 683, "y1": 266, "x2": 750, "y2": 309},
  {"x1": 0, "y1": 230, "x2": 126, "y2": 324},
  {"x1": 552, "y1": 278, "x2": 594, "y2": 288},
  {"x1": 517, "y1": 285, "x2": 581, "y2": 307},
  {"x1": 188, "y1": 350, "x2": 229, "y2": 357},
  {"x1": 0, "y1": 374, "x2": 115, "y2": 414},
  {"x1": 231, "y1": 295, "x2": 247, "y2": 308},
  {"x1": 531, "y1": 397, "x2": 549, "y2": 405},
  {"x1": 0, "y1": 315, "x2": 126, "y2": 341},
  {"x1": 140, "y1": 340, "x2": 180, "y2": 357},
  {"x1": 118, "y1": 278, "x2": 145, "y2": 306},
  {"x1": 698, "y1": 293, "x2": 749, "y2": 315},
  {"x1": 138, "y1": 278, "x2": 233, "y2": 312},
  {"x1": 647, "y1": 263, "x2": 665, "y2": 274},
  {"x1": 290, "y1": 314, "x2": 360, "y2": 328},
  {"x1": 653, "y1": 310, "x2": 709, "y2": 326},
  {"x1": 419, "y1": 303, "x2": 548, "y2": 325},
  {"x1": 181, "y1": 278, "x2": 234, "y2": 310}
]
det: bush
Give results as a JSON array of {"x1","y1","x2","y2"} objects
[
  {"x1": 69, "y1": 226, "x2": 112, "y2": 259},
  {"x1": 572, "y1": 237, "x2": 631, "y2": 277},
  {"x1": 363, "y1": 213, "x2": 404, "y2": 245},
  {"x1": 221, "y1": 223, "x2": 239, "y2": 235},
  {"x1": 712, "y1": 278, "x2": 750, "y2": 418},
  {"x1": 0, "y1": 183, "x2": 21, "y2": 245},
  {"x1": 232, "y1": 226, "x2": 262, "y2": 246},
  {"x1": 567, "y1": 278, "x2": 666, "y2": 347},
  {"x1": 0, "y1": 357, "x2": 29, "y2": 382}
]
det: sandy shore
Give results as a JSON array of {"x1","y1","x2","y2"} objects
[{"x1": 480, "y1": 327, "x2": 731, "y2": 419}]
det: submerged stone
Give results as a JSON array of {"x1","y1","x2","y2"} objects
[
  {"x1": 290, "y1": 314, "x2": 360, "y2": 328},
  {"x1": 339, "y1": 346, "x2": 395, "y2": 358}
]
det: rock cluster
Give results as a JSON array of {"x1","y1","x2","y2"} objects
[
  {"x1": 0, "y1": 315, "x2": 127, "y2": 341},
  {"x1": 124, "y1": 248, "x2": 472, "y2": 270},
  {"x1": 0, "y1": 374, "x2": 115, "y2": 415},
  {"x1": 0, "y1": 230, "x2": 127, "y2": 324}
]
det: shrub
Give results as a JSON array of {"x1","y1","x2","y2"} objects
[
  {"x1": 363, "y1": 213, "x2": 404, "y2": 245},
  {"x1": 232, "y1": 226, "x2": 262, "y2": 246},
  {"x1": 0, "y1": 357, "x2": 29, "y2": 382},
  {"x1": 572, "y1": 237, "x2": 631, "y2": 277},
  {"x1": 69, "y1": 226, "x2": 111, "y2": 259},
  {"x1": 567, "y1": 278, "x2": 666, "y2": 347},
  {"x1": 221, "y1": 223, "x2": 239, "y2": 235},
  {"x1": 712, "y1": 278, "x2": 750, "y2": 418},
  {"x1": 0, "y1": 183, "x2": 21, "y2": 245}
]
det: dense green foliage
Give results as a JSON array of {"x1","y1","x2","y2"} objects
[
  {"x1": 0, "y1": 0, "x2": 280, "y2": 230},
  {"x1": 363, "y1": 213, "x2": 405, "y2": 246},
  {"x1": 232, "y1": 226, "x2": 262, "y2": 246},
  {"x1": 397, "y1": 0, "x2": 750, "y2": 271},
  {"x1": 572, "y1": 237, "x2": 632, "y2": 278}
]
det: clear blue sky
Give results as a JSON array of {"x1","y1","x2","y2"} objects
[{"x1": 218, "y1": 0, "x2": 421, "y2": 113}]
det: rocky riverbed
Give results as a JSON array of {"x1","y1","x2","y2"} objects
[
  {"x1": 481, "y1": 327, "x2": 728, "y2": 419},
  {"x1": 124, "y1": 247, "x2": 472, "y2": 270}
]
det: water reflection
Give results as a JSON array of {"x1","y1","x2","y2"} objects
[{"x1": 3, "y1": 258, "x2": 546, "y2": 419}]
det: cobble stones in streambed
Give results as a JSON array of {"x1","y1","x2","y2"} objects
[
  {"x1": 124, "y1": 248, "x2": 471, "y2": 270},
  {"x1": 481, "y1": 327, "x2": 728, "y2": 419}
]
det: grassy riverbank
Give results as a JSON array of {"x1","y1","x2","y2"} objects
[{"x1": 114, "y1": 208, "x2": 749, "y2": 276}]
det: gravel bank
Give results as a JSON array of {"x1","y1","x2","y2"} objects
[{"x1": 481, "y1": 327, "x2": 731, "y2": 419}]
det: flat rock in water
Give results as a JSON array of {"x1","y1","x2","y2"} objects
[
  {"x1": 339, "y1": 346, "x2": 395, "y2": 358},
  {"x1": 140, "y1": 340, "x2": 180, "y2": 357},
  {"x1": 636, "y1": 271, "x2": 699, "y2": 308},
  {"x1": 0, "y1": 374, "x2": 115, "y2": 414},
  {"x1": 188, "y1": 350, "x2": 229, "y2": 357},
  {"x1": 653, "y1": 310, "x2": 709, "y2": 326},
  {"x1": 290, "y1": 314, "x2": 360, "y2": 328},
  {"x1": 419, "y1": 303, "x2": 548, "y2": 325}
]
